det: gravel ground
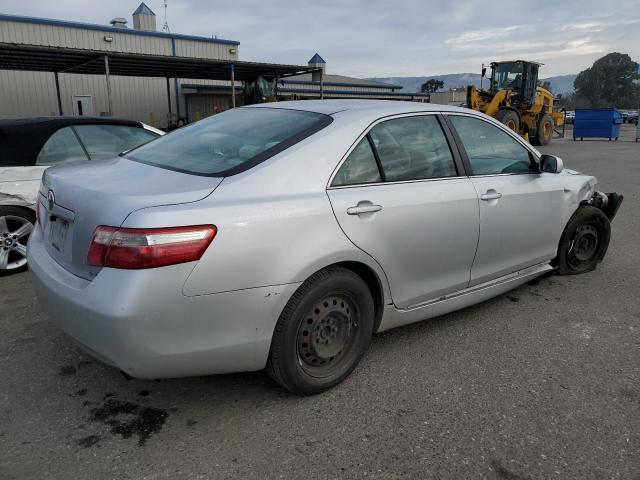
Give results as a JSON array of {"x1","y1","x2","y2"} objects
[{"x1": 1, "y1": 124, "x2": 638, "y2": 480}]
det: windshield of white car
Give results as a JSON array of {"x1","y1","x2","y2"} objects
[{"x1": 126, "y1": 107, "x2": 332, "y2": 176}]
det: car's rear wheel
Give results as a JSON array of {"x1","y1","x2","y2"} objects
[
  {"x1": 0, "y1": 206, "x2": 35, "y2": 276},
  {"x1": 556, "y1": 206, "x2": 611, "y2": 275},
  {"x1": 266, "y1": 267, "x2": 374, "y2": 395}
]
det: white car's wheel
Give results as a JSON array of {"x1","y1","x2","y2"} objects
[{"x1": 0, "y1": 207, "x2": 35, "y2": 276}]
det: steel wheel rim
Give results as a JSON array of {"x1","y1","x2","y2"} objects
[
  {"x1": 0, "y1": 215, "x2": 33, "y2": 271},
  {"x1": 543, "y1": 121, "x2": 552, "y2": 138},
  {"x1": 569, "y1": 224, "x2": 599, "y2": 265},
  {"x1": 296, "y1": 295, "x2": 358, "y2": 378},
  {"x1": 506, "y1": 120, "x2": 517, "y2": 131}
]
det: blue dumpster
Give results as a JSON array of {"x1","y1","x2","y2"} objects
[{"x1": 573, "y1": 108, "x2": 623, "y2": 141}]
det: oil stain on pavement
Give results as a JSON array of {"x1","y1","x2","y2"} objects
[{"x1": 88, "y1": 398, "x2": 170, "y2": 446}]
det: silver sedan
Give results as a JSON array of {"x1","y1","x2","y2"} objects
[{"x1": 27, "y1": 100, "x2": 622, "y2": 394}]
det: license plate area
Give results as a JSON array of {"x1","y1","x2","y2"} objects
[{"x1": 48, "y1": 218, "x2": 69, "y2": 252}]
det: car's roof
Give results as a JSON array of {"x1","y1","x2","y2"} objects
[
  {"x1": 0, "y1": 116, "x2": 143, "y2": 128},
  {"x1": 245, "y1": 99, "x2": 471, "y2": 117},
  {"x1": 0, "y1": 116, "x2": 148, "y2": 168}
]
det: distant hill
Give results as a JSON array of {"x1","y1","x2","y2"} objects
[{"x1": 369, "y1": 73, "x2": 576, "y2": 95}]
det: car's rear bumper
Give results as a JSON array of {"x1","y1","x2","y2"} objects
[{"x1": 27, "y1": 226, "x2": 299, "y2": 379}]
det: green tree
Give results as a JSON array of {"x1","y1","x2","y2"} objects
[
  {"x1": 574, "y1": 53, "x2": 640, "y2": 108},
  {"x1": 420, "y1": 79, "x2": 444, "y2": 94}
]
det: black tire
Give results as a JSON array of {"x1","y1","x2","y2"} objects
[
  {"x1": 0, "y1": 205, "x2": 35, "y2": 276},
  {"x1": 534, "y1": 114, "x2": 554, "y2": 146},
  {"x1": 556, "y1": 205, "x2": 611, "y2": 275},
  {"x1": 495, "y1": 109, "x2": 520, "y2": 133},
  {"x1": 266, "y1": 267, "x2": 375, "y2": 395}
]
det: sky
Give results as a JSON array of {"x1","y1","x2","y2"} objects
[{"x1": 1, "y1": 0, "x2": 639, "y2": 78}]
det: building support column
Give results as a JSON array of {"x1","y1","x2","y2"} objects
[
  {"x1": 230, "y1": 63, "x2": 236, "y2": 108},
  {"x1": 170, "y1": 38, "x2": 181, "y2": 120},
  {"x1": 166, "y1": 77, "x2": 172, "y2": 114},
  {"x1": 54, "y1": 71, "x2": 63, "y2": 115},
  {"x1": 319, "y1": 69, "x2": 324, "y2": 100},
  {"x1": 104, "y1": 55, "x2": 113, "y2": 116}
]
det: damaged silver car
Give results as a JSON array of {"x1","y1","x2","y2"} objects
[
  {"x1": 28, "y1": 101, "x2": 623, "y2": 394},
  {"x1": 0, "y1": 117, "x2": 162, "y2": 275}
]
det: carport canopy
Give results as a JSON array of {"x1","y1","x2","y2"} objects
[{"x1": 0, "y1": 42, "x2": 323, "y2": 115}]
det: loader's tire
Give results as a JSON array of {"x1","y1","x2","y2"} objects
[
  {"x1": 495, "y1": 109, "x2": 520, "y2": 133},
  {"x1": 533, "y1": 114, "x2": 554, "y2": 146},
  {"x1": 555, "y1": 206, "x2": 611, "y2": 275}
]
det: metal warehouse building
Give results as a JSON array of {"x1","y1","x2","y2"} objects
[
  {"x1": 0, "y1": 3, "x2": 426, "y2": 128},
  {"x1": 276, "y1": 54, "x2": 428, "y2": 102}
]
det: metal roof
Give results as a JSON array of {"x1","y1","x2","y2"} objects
[
  {"x1": 308, "y1": 53, "x2": 326, "y2": 64},
  {"x1": 133, "y1": 2, "x2": 155, "y2": 16},
  {"x1": 0, "y1": 13, "x2": 239, "y2": 46},
  {"x1": 0, "y1": 43, "x2": 320, "y2": 81},
  {"x1": 281, "y1": 72, "x2": 403, "y2": 90},
  {"x1": 491, "y1": 60, "x2": 544, "y2": 66},
  {"x1": 277, "y1": 87, "x2": 429, "y2": 99}
]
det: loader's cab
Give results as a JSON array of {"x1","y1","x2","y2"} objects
[{"x1": 489, "y1": 61, "x2": 540, "y2": 107}]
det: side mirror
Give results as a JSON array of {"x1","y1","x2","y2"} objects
[
  {"x1": 540, "y1": 154, "x2": 563, "y2": 174},
  {"x1": 481, "y1": 67, "x2": 487, "y2": 78}
]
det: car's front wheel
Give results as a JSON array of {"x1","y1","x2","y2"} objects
[
  {"x1": 556, "y1": 205, "x2": 611, "y2": 275},
  {"x1": 0, "y1": 206, "x2": 35, "y2": 276},
  {"x1": 266, "y1": 267, "x2": 375, "y2": 395}
]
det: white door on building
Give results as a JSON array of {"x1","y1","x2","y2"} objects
[{"x1": 71, "y1": 95, "x2": 94, "y2": 116}]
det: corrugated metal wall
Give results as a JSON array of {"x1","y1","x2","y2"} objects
[
  {"x1": 174, "y1": 39, "x2": 236, "y2": 60},
  {"x1": 0, "y1": 20, "x2": 172, "y2": 54},
  {"x1": 0, "y1": 70, "x2": 173, "y2": 126},
  {"x1": 0, "y1": 19, "x2": 239, "y2": 127}
]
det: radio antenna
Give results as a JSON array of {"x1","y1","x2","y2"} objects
[{"x1": 161, "y1": 0, "x2": 170, "y2": 32}]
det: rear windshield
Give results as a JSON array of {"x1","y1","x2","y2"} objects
[{"x1": 126, "y1": 107, "x2": 332, "y2": 176}]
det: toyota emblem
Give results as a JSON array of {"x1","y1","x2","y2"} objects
[{"x1": 47, "y1": 190, "x2": 55, "y2": 211}]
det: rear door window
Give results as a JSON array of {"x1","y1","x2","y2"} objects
[
  {"x1": 74, "y1": 124, "x2": 159, "y2": 161},
  {"x1": 126, "y1": 107, "x2": 332, "y2": 176},
  {"x1": 35, "y1": 127, "x2": 89, "y2": 166},
  {"x1": 369, "y1": 115, "x2": 457, "y2": 182}
]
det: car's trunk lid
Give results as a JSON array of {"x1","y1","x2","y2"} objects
[{"x1": 39, "y1": 157, "x2": 222, "y2": 279}]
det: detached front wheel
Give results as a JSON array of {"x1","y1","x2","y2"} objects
[
  {"x1": 266, "y1": 267, "x2": 374, "y2": 395},
  {"x1": 556, "y1": 205, "x2": 611, "y2": 275}
]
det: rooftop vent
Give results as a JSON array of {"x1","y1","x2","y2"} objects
[
  {"x1": 110, "y1": 17, "x2": 128, "y2": 28},
  {"x1": 308, "y1": 53, "x2": 326, "y2": 82},
  {"x1": 133, "y1": 2, "x2": 157, "y2": 32}
]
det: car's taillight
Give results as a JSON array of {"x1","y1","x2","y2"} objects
[{"x1": 87, "y1": 225, "x2": 216, "y2": 269}]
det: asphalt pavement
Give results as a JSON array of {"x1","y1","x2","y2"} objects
[{"x1": 1, "y1": 124, "x2": 638, "y2": 479}]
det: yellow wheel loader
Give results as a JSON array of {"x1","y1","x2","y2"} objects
[{"x1": 466, "y1": 60, "x2": 564, "y2": 145}]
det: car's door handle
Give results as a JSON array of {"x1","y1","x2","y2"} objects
[
  {"x1": 480, "y1": 191, "x2": 502, "y2": 201},
  {"x1": 347, "y1": 204, "x2": 383, "y2": 215}
]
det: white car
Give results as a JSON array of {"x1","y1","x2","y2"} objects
[{"x1": 0, "y1": 117, "x2": 162, "y2": 275}]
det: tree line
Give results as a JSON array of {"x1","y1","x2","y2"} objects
[{"x1": 559, "y1": 53, "x2": 638, "y2": 110}]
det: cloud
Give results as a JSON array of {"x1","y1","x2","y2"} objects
[{"x1": 445, "y1": 26, "x2": 521, "y2": 46}]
